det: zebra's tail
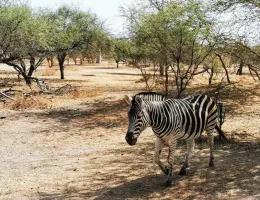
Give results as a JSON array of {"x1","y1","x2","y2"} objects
[{"x1": 215, "y1": 125, "x2": 228, "y2": 141}]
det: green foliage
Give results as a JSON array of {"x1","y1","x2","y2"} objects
[
  {"x1": 122, "y1": 0, "x2": 215, "y2": 96},
  {"x1": 113, "y1": 38, "x2": 141, "y2": 64},
  {"x1": 0, "y1": 6, "x2": 30, "y2": 57},
  {"x1": 131, "y1": 1, "x2": 213, "y2": 64},
  {"x1": 0, "y1": 1, "x2": 113, "y2": 82},
  {"x1": 44, "y1": 6, "x2": 98, "y2": 51},
  {"x1": 44, "y1": 6, "x2": 112, "y2": 60},
  {"x1": 0, "y1": 1, "x2": 54, "y2": 60}
]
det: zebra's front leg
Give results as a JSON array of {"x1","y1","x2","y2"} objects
[
  {"x1": 166, "y1": 140, "x2": 177, "y2": 186},
  {"x1": 179, "y1": 139, "x2": 195, "y2": 175},
  {"x1": 154, "y1": 138, "x2": 169, "y2": 175}
]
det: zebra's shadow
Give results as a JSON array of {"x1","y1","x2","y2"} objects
[{"x1": 91, "y1": 173, "x2": 181, "y2": 200}]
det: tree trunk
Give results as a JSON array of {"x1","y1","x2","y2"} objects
[
  {"x1": 209, "y1": 67, "x2": 214, "y2": 85},
  {"x1": 248, "y1": 64, "x2": 260, "y2": 80},
  {"x1": 164, "y1": 65, "x2": 169, "y2": 96},
  {"x1": 73, "y1": 57, "x2": 77, "y2": 65},
  {"x1": 96, "y1": 50, "x2": 102, "y2": 64},
  {"x1": 58, "y1": 52, "x2": 67, "y2": 80},
  {"x1": 28, "y1": 57, "x2": 35, "y2": 76},
  {"x1": 236, "y1": 61, "x2": 243, "y2": 75},
  {"x1": 80, "y1": 57, "x2": 83, "y2": 65},
  {"x1": 22, "y1": 73, "x2": 31, "y2": 85},
  {"x1": 159, "y1": 63, "x2": 164, "y2": 76},
  {"x1": 216, "y1": 54, "x2": 230, "y2": 83},
  {"x1": 47, "y1": 56, "x2": 54, "y2": 67},
  {"x1": 175, "y1": 60, "x2": 182, "y2": 98},
  {"x1": 26, "y1": 56, "x2": 36, "y2": 84}
]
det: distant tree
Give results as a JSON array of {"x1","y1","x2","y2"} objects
[
  {"x1": 113, "y1": 38, "x2": 131, "y2": 68},
  {"x1": 43, "y1": 6, "x2": 102, "y2": 79},
  {"x1": 222, "y1": 42, "x2": 259, "y2": 79},
  {"x1": 68, "y1": 30, "x2": 113, "y2": 65},
  {"x1": 212, "y1": 0, "x2": 260, "y2": 80}
]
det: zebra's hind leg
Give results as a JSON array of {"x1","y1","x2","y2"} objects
[
  {"x1": 154, "y1": 138, "x2": 169, "y2": 175},
  {"x1": 165, "y1": 140, "x2": 177, "y2": 186},
  {"x1": 207, "y1": 130, "x2": 215, "y2": 167},
  {"x1": 179, "y1": 139, "x2": 195, "y2": 175}
]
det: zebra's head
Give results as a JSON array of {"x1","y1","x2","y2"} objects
[{"x1": 125, "y1": 95, "x2": 149, "y2": 146}]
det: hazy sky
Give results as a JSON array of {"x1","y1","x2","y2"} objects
[{"x1": 29, "y1": 0, "x2": 131, "y2": 34}]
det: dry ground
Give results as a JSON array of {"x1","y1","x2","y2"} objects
[{"x1": 0, "y1": 62, "x2": 259, "y2": 200}]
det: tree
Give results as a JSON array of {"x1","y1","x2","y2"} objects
[
  {"x1": 0, "y1": 1, "x2": 51, "y2": 84},
  {"x1": 83, "y1": 28, "x2": 113, "y2": 63},
  {"x1": 222, "y1": 42, "x2": 259, "y2": 79},
  {"x1": 122, "y1": 0, "x2": 215, "y2": 97},
  {"x1": 211, "y1": 0, "x2": 260, "y2": 80},
  {"x1": 113, "y1": 38, "x2": 131, "y2": 68},
  {"x1": 43, "y1": 6, "x2": 103, "y2": 79}
]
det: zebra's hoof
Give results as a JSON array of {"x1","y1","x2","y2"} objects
[
  {"x1": 163, "y1": 167, "x2": 170, "y2": 175},
  {"x1": 179, "y1": 167, "x2": 187, "y2": 175},
  {"x1": 165, "y1": 180, "x2": 172, "y2": 187},
  {"x1": 209, "y1": 162, "x2": 214, "y2": 168}
]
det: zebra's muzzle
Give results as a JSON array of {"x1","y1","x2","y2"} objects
[{"x1": 125, "y1": 132, "x2": 137, "y2": 146}]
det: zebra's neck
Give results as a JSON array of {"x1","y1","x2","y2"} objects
[
  {"x1": 146, "y1": 101, "x2": 176, "y2": 135},
  {"x1": 145, "y1": 100, "x2": 192, "y2": 137}
]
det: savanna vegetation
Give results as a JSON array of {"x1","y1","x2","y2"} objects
[
  {"x1": 0, "y1": 0, "x2": 259, "y2": 199},
  {"x1": 0, "y1": 0, "x2": 259, "y2": 96}
]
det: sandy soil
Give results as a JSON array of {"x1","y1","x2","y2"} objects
[{"x1": 0, "y1": 63, "x2": 259, "y2": 200}]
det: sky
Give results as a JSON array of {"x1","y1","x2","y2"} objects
[{"x1": 29, "y1": 0, "x2": 132, "y2": 34}]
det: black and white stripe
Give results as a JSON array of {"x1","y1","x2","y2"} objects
[
  {"x1": 135, "y1": 92, "x2": 166, "y2": 101},
  {"x1": 125, "y1": 92, "x2": 226, "y2": 186}
]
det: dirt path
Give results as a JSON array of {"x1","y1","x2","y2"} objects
[{"x1": 0, "y1": 64, "x2": 259, "y2": 200}]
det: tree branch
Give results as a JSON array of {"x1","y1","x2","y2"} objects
[
  {"x1": 0, "y1": 91, "x2": 15, "y2": 100},
  {"x1": 215, "y1": 53, "x2": 231, "y2": 83}
]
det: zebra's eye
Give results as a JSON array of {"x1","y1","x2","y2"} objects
[{"x1": 139, "y1": 110, "x2": 144, "y2": 117}]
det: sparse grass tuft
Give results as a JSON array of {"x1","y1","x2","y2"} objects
[
  {"x1": 40, "y1": 67, "x2": 57, "y2": 76},
  {"x1": 7, "y1": 94, "x2": 52, "y2": 110}
]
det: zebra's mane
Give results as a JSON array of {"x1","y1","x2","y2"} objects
[{"x1": 132, "y1": 92, "x2": 166, "y2": 105}]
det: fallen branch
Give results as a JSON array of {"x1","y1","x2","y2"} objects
[{"x1": 0, "y1": 91, "x2": 15, "y2": 100}]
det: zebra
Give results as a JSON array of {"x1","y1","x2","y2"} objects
[{"x1": 124, "y1": 92, "x2": 227, "y2": 186}]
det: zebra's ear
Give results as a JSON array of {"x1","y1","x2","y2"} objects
[
  {"x1": 124, "y1": 95, "x2": 132, "y2": 105},
  {"x1": 135, "y1": 96, "x2": 144, "y2": 107}
]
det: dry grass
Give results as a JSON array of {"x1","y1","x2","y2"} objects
[
  {"x1": 68, "y1": 88, "x2": 103, "y2": 99},
  {"x1": 0, "y1": 64, "x2": 259, "y2": 200},
  {"x1": 40, "y1": 67, "x2": 57, "y2": 76},
  {"x1": 0, "y1": 85, "x2": 103, "y2": 111},
  {"x1": 7, "y1": 94, "x2": 52, "y2": 110}
]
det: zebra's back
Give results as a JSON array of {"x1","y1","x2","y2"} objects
[
  {"x1": 134, "y1": 92, "x2": 166, "y2": 102},
  {"x1": 150, "y1": 94, "x2": 218, "y2": 140}
]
